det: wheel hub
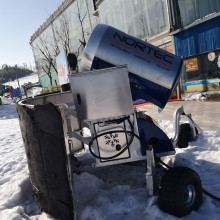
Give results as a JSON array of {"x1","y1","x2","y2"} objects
[{"x1": 184, "y1": 184, "x2": 196, "y2": 207}]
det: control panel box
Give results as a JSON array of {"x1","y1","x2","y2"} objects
[{"x1": 69, "y1": 66, "x2": 134, "y2": 123}]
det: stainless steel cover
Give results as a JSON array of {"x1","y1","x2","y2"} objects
[
  {"x1": 79, "y1": 24, "x2": 183, "y2": 108},
  {"x1": 69, "y1": 66, "x2": 133, "y2": 122}
]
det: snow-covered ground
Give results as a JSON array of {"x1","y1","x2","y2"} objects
[
  {"x1": 3, "y1": 73, "x2": 39, "y2": 89},
  {"x1": 3, "y1": 73, "x2": 42, "y2": 99},
  {"x1": 0, "y1": 102, "x2": 220, "y2": 220}
]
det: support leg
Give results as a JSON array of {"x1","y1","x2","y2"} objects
[{"x1": 146, "y1": 148, "x2": 155, "y2": 196}]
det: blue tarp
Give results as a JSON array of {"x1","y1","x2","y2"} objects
[
  {"x1": 174, "y1": 16, "x2": 220, "y2": 57},
  {"x1": 11, "y1": 88, "x2": 20, "y2": 97}
]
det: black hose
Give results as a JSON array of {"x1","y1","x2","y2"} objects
[
  {"x1": 88, "y1": 117, "x2": 134, "y2": 160},
  {"x1": 202, "y1": 188, "x2": 220, "y2": 201},
  {"x1": 88, "y1": 130, "x2": 134, "y2": 160}
]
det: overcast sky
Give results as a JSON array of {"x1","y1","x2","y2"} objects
[{"x1": 0, "y1": 0, "x2": 63, "y2": 68}]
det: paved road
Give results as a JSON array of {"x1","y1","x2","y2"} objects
[{"x1": 137, "y1": 101, "x2": 220, "y2": 131}]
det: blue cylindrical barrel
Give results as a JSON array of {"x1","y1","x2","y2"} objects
[{"x1": 80, "y1": 24, "x2": 183, "y2": 108}]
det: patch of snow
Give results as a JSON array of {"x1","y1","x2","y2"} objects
[
  {"x1": 183, "y1": 93, "x2": 207, "y2": 101},
  {"x1": 2, "y1": 73, "x2": 42, "y2": 98},
  {"x1": 3, "y1": 73, "x2": 39, "y2": 89},
  {"x1": 0, "y1": 104, "x2": 220, "y2": 219},
  {"x1": 0, "y1": 103, "x2": 17, "y2": 119},
  {"x1": 1, "y1": 97, "x2": 14, "y2": 105},
  {"x1": 27, "y1": 87, "x2": 42, "y2": 98},
  {"x1": 0, "y1": 104, "x2": 40, "y2": 219}
]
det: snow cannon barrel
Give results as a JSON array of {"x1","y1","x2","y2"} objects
[{"x1": 80, "y1": 24, "x2": 183, "y2": 109}]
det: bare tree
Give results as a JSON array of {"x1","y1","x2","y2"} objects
[
  {"x1": 77, "y1": 0, "x2": 87, "y2": 49},
  {"x1": 31, "y1": 0, "x2": 89, "y2": 87},
  {"x1": 42, "y1": 59, "x2": 53, "y2": 86},
  {"x1": 31, "y1": 36, "x2": 59, "y2": 86},
  {"x1": 54, "y1": 12, "x2": 72, "y2": 54},
  {"x1": 22, "y1": 63, "x2": 28, "y2": 69},
  {"x1": 54, "y1": 0, "x2": 88, "y2": 57}
]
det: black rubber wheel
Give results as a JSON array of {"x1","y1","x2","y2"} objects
[
  {"x1": 16, "y1": 102, "x2": 75, "y2": 220},
  {"x1": 177, "y1": 123, "x2": 193, "y2": 148},
  {"x1": 158, "y1": 166, "x2": 202, "y2": 217}
]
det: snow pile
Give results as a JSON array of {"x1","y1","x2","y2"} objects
[
  {"x1": 183, "y1": 93, "x2": 207, "y2": 101},
  {"x1": 0, "y1": 104, "x2": 40, "y2": 219},
  {"x1": 73, "y1": 173, "x2": 150, "y2": 220},
  {"x1": 73, "y1": 121, "x2": 220, "y2": 220},
  {"x1": 1, "y1": 97, "x2": 14, "y2": 105},
  {"x1": 3, "y1": 73, "x2": 39, "y2": 89},
  {"x1": 0, "y1": 104, "x2": 220, "y2": 219},
  {"x1": 2, "y1": 73, "x2": 42, "y2": 98},
  {"x1": 159, "y1": 120, "x2": 220, "y2": 198},
  {"x1": 27, "y1": 87, "x2": 42, "y2": 98}
]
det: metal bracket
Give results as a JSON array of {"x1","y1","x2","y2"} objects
[
  {"x1": 62, "y1": 104, "x2": 92, "y2": 145},
  {"x1": 63, "y1": 103, "x2": 78, "y2": 118},
  {"x1": 172, "y1": 106, "x2": 202, "y2": 147},
  {"x1": 68, "y1": 131, "x2": 91, "y2": 145}
]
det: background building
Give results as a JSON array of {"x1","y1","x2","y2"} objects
[
  {"x1": 30, "y1": 0, "x2": 220, "y2": 95},
  {"x1": 169, "y1": 0, "x2": 220, "y2": 93},
  {"x1": 30, "y1": 0, "x2": 97, "y2": 87}
]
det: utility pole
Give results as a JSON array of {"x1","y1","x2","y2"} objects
[
  {"x1": 16, "y1": 74, "x2": 22, "y2": 98},
  {"x1": 0, "y1": 65, "x2": 3, "y2": 80},
  {"x1": 0, "y1": 70, "x2": 3, "y2": 80}
]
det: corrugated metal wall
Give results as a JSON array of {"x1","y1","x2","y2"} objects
[{"x1": 174, "y1": 16, "x2": 220, "y2": 57}]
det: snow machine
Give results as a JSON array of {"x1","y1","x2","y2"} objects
[{"x1": 16, "y1": 24, "x2": 203, "y2": 220}]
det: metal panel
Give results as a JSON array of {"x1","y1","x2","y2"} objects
[
  {"x1": 20, "y1": 91, "x2": 73, "y2": 106},
  {"x1": 69, "y1": 66, "x2": 134, "y2": 122}
]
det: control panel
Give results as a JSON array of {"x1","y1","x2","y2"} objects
[{"x1": 94, "y1": 121, "x2": 130, "y2": 162}]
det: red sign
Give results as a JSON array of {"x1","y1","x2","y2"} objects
[
  {"x1": 208, "y1": 52, "x2": 216, "y2": 61},
  {"x1": 58, "y1": 63, "x2": 65, "y2": 77}
]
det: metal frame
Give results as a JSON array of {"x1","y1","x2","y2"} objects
[
  {"x1": 61, "y1": 102, "x2": 156, "y2": 196},
  {"x1": 61, "y1": 100, "x2": 201, "y2": 197},
  {"x1": 62, "y1": 104, "x2": 91, "y2": 145}
]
